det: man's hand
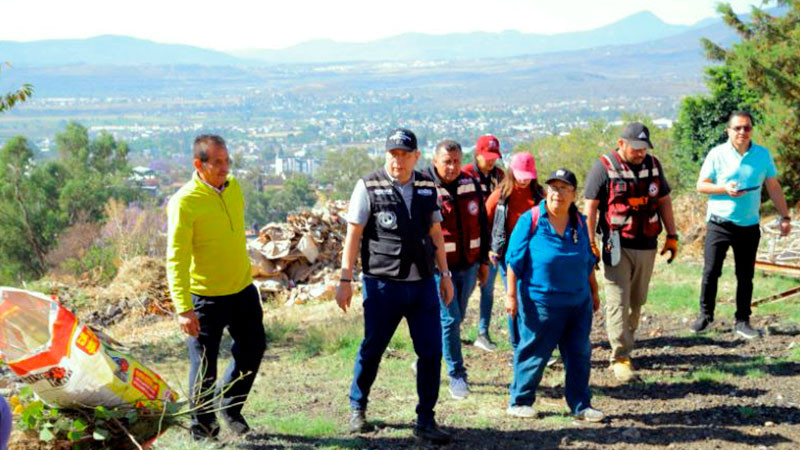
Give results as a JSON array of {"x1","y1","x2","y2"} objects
[
  {"x1": 478, "y1": 263, "x2": 489, "y2": 286},
  {"x1": 724, "y1": 181, "x2": 745, "y2": 198},
  {"x1": 440, "y1": 275, "x2": 454, "y2": 306},
  {"x1": 591, "y1": 291, "x2": 600, "y2": 313},
  {"x1": 335, "y1": 282, "x2": 353, "y2": 313},
  {"x1": 178, "y1": 310, "x2": 200, "y2": 337},
  {"x1": 660, "y1": 235, "x2": 679, "y2": 263},
  {"x1": 780, "y1": 218, "x2": 792, "y2": 237},
  {"x1": 505, "y1": 293, "x2": 518, "y2": 318}
]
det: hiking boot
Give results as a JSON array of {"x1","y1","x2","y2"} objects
[
  {"x1": 190, "y1": 421, "x2": 220, "y2": 441},
  {"x1": 611, "y1": 358, "x2": 635, "y2": 382},
  {"x1": 690, "y1": 315, "x2": 713, "y2": 334},
  {"x1": 474, "y1": 333, "x2": 498, "y2": 352},
  {"x1": 348, "y1": 410, "x2": 372, "y2": 433},
  {"x1": 413, "y1": 421, "x2": 451, "y2": 445},
  {"x1": 575, "y1": 407, "x2": 605, "y2": 423},
  {"x1": 220, "y1": 410, "x2": 251, "y2": 435},
  {"x1": 449, "y1": 376, "x2": 468, "y2": 400},
  {"x1": 734, "y1": 321, "x2": 760, "y2": 340},
  {"x1": 506, "y1": 405, "x2": 537, "y2": 418}
]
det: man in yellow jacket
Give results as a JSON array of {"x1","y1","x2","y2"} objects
[{"x1": 166, "y1": 134, "x2": 265, "y2": 441}]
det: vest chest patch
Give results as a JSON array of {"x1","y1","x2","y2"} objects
[
  {"x1": 468, "y1": 200, "x2": 479, "y2": 216},
  {"x1": 648, "y1": 182, "x2": 658, "y2": 197},
  {"x1": 417, "y1": 188, "x2": 434, "y2": 196},
  {"x1": 372, "y1": 188, "x2": 394, "y2": 196},
  {"x1": 376, "y1": 211, "x2": 398, "y2": 230}
]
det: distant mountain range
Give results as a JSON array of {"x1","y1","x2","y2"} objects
[
  {"x1": 1, "y1": 10, "x2": 739, "y2": 67},
  {"x1": 233, "y1": 11, "x2": 719, "y2": 63}
]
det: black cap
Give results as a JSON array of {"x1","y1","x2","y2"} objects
[
  {"x1": 385, "y1": 128, "x2": 417, "y2": 152},
  {"x1": 546, "y1": 168, "x2": 578, "y2": 188},
  {"x1": 620, "y1": 122, "x2": 653, "y2": 149}
]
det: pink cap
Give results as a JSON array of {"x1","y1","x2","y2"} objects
[{"x1": 509, "y1": 152, "x2": 537, "y2": 181}]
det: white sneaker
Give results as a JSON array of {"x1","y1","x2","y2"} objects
[
  {"x1": 449, "y1": 376, "x2": 468, "y2": 400},
  {"x1": 575, "y1": 407, "x2": 604, "y2": 422},
  {"x1": 506, "y1": 405, "x2": 537, "y2": 418},
  {"x1": 474, "y1": 333, "x2": 498, "y2": 352}
]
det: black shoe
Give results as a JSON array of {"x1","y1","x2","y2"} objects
[
  {"x1": 413, "y1": 422, "x2": 452, "y2": 445},
  {"x1": 221, "y1": 410, "x2": 251, "y2": 435},
  {"x1": 734, "y1": 321, "x2": 760, "y2": 340},
  {"x1": 691, "y1": 315, "x2": 713, "y2": 334},
  {"x1": 348, "y1": 410, "x2": 372, "y2": 433},
  {"x1": 190, "y1": 421, "x2": 220, "y2": 441}
]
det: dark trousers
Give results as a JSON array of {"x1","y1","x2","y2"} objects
[
  {"x1": 349, "y1": 277, "x2": 442, "y2": 427},
  {"x1": 699, "y1": 220, "x2": 761, "y2": 322},
  {"x1": 188, "y1": 284, "x2": 266, "y2": 429}
]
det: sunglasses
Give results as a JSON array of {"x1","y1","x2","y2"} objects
[{"x1": 730, "y1": 125, "x2": 753, "y2": 133}]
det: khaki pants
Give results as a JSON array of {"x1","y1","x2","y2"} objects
[{"x1": 603, "y1": 247, "x2": 656, "y2": 361}]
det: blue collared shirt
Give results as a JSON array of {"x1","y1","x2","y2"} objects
[
  {"x1": 699, "y1": 140, "x2": 777, "y2": 226},
  {"x1": 505, "y1": 201, "x2": 595, "y2": 308}
]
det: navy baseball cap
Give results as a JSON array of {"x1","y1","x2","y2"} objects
[
  {"x1": 546, "y1": 168, "x2": 578, "y2": 188},
  {"x1": 385, "y1": 128, "x2": 417, "y2": 152}
]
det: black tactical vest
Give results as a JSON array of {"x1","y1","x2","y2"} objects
[{"x1": 361, "y1": 168, "x2": 439, "y2": 280}]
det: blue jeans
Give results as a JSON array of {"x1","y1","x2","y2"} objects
[
  {"x1": 436, "y1": 263, "x2": 479, "y2": 379},
  {"x1": 188, "y1": 284, "x2": 266, "y2": 429},
  {"x1": 510, "y1": 296, "x2": 593, "y2": 414},
  {"x1": 349, "y1": 277, "x2": 442, "y2": 426},
  {"x1": 499, "y1": 264, "x2": 522, "y2": 352},
  {"x1": 478, "y1": 262, "x2": 498, "y2": 335}
]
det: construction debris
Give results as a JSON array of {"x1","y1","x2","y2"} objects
[{"x1": 249, "y1": 201, "x2": 358, "y2": 304}]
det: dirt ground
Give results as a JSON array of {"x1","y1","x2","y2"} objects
[{"x1": 208, "y1": 299, "x2": 800, "y2": 450}]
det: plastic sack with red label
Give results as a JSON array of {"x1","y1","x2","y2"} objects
[{"x1": 0, "y1": 287, "x2": 178, "y2": 410}]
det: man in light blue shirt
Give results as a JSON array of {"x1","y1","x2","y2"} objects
[{"x1": 692, "y1": 111, "x2": 792, "y2": 339}]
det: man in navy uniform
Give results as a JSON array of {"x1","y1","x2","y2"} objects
[{"x1": 336, "y1": 128, "x2": 454, "y2": 445}]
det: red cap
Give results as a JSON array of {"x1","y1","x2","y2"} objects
[{"x1": 476, "y1": 135, "x2": 501, "y2": 161}]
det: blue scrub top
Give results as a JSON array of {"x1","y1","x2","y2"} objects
[
  {"x1": 505, "y1": 201, "x2": 596, "y2": 308},
  {"x1": 698, "y1": 140, "x2": 778, "y2": 226}
]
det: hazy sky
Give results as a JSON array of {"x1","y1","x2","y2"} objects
[{"x1": 1, "y1": 0, "x2": 760, "y2": 50}]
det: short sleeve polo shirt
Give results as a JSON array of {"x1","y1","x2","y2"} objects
[{"x1": 698, "y1": 140, "x2": 778, "y2": 226}]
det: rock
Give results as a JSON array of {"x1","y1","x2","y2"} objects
[
  {"x1": 622, "y1": 427, "x2": 641, "y2": 440},
  {"x1": 788, "y1": 342, "x2": 797, "y2": 350},
  {"x1": 764, "y1": 421, "x2": 775, "y2": 427},
  {"x1": 560, "y1": 436, "x2": 571, "y2": 446}
]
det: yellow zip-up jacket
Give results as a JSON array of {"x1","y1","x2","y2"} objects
[{"x1": 166, "y1": 172, "x2": 252, "y2": 314}]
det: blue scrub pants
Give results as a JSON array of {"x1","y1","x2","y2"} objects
[
  {"x1": 349, "y1": 277, "x2": 442, "y2": 427},
  {"x1": 509, "y1": 296, "x2": 593, "y2": 415},
  {"x1": 436, "y1": 263, "x2": 479, "y2": 379}
]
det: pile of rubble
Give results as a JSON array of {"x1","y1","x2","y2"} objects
[{"x1": 249, "y1": 201, "x2": 356, "y2": 305}]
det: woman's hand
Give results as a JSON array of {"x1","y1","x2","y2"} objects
[{"x1": 505, "y1": 292, "x2": 518, "y2": 318}]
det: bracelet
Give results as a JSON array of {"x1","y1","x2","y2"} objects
[
  {"x1": 339, "y1": 279, "x2": 352, "y2": 283},
  {"x1": 667, "y1": 234, "x2": 679, "y2": 239},
  {"x1": 440, "y1": 270, "x2": 452, "y2": 278}
]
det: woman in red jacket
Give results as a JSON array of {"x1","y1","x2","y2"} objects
[{"x1": 486, "y1": 152, "x2": 544, "y2": 356}]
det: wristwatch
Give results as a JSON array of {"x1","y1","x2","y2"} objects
[{"x1": 440, "y1": 270, "x2": 453, "y2": 278}]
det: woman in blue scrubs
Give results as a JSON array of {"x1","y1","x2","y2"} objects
[{"x1": 504, "y1": 168, "x2": 603, "y2": 421}]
